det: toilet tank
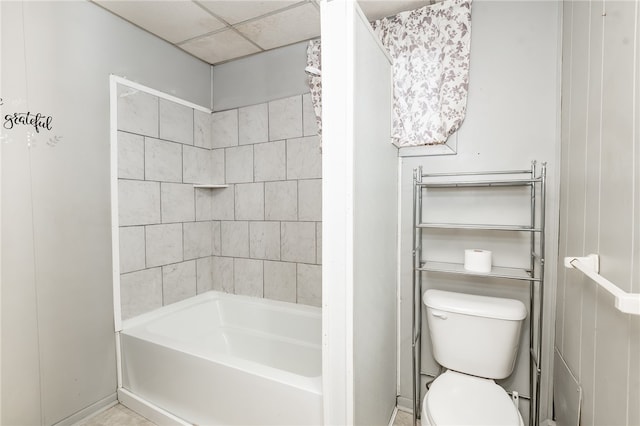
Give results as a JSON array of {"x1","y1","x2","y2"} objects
[{"x1": 423, "y1": 289, "x2": 527, "y2": 380}]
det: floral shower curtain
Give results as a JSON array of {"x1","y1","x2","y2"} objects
[
  {"x1": 306, "y1": 40, "x2": 323, "y2": 140},
  {"x1": 306, "y1": 0, "x2": 472, "y2": 147}
]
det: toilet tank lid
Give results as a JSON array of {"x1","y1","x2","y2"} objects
[{"x1": 423, "y1": 290, "x2": 527, "y2": 321}]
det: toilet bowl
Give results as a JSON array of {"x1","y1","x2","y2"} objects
[
  {"x1": 421, "y1": 290, "x2": 527, "y2": 426},
  {"x1": 421, "y1": 370, "x2": 524, "y2": 426}
]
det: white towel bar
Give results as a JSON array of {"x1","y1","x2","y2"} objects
[{"x1": 564, "y1": 254, "x2": 640, "y2": 315}]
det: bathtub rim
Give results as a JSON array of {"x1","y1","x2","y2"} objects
[
  {"x1": 119, "y1": 290, "x2": 323, "y2": 395},
  {"x1": 121, "y1": 290, "x2": 321, "y2": 331}
]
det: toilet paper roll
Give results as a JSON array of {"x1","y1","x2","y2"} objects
[{"x1": 464, "y1": 249, "x2": 492, "y2": 273}]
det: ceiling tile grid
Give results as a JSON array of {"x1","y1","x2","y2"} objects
[
  {"x1": 93, "y1": 0, "x2": 431, "y2": 65},
  {"x1": 198, "y1": 0, "x2": 303, "y2": 25},
  {"x1": 180, "y1": 28, "x2": 262, "y2": 64},
  {"x1": 233, "y1": 2, "x2": 320, "y2": 50}
]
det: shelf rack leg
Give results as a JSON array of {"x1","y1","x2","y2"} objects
[
  {"x1": 412, "y1": 167, "x2": 423, "y2": 426},
  {"x1": 536, "y1": 163, "x2": 547, "y2": 426},
  {"x1": 529, "y1": 161, "x2": 536, "y2": 426}
]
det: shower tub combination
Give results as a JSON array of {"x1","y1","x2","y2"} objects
[{"x1": 117, "y1": 291, "x2": 323, "y2": 425}]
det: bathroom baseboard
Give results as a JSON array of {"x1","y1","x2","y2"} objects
[
  {"x1": 53, "y1": 393, "x2": 118, "y2": 426},
  {"x1": 396, "y1": 396, "x2": 413, "y2": 413},
  {"x1": 388, "y1": 407, "x2": 399, "y2": 426},
  {"x1": 117, "y1": 388, "x2": 190, "y2": 426}
]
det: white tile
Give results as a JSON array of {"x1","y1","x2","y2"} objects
[
  {"x1": 254, "y1": 140, "x2": 286, "y2": 181},
  {"x1": 183, "y1": 145, "x2": 213, "y2": 184},
  {"x1": 211, "y1": 109, "x2": 239, "y2": 148},
  {"x1": 264, "y1": 261, "x2": 296, "y2": 303},
  {"x1": 119, "y1": 226, "x2": 146, "y2": 274},
  {"x1": 145, "y1": 223, "x2": 183, "y2": 267},
  {"x1": 184, "y1": 221, "x2": 213, "y2": 260},
  {"x1": 195, "y1": 188, "x2": 213, "y2": 221},
  {"x1": 145, "y1": 137, "x2": 182, "y2": 183},
  {"x1": 159, "y1": 99, "x2": 194, "y2": 145},
  {"x1": 298, "y1": 179, "x2": 322, "y2": 221},
  {"x1": 239, "y1": 103, "x2": 268, "y2": 145},
  {"x1": 120, "y1": 268, "x2": 162, "y2": 320},
  {"x1": 180, "y1": 29, "x2": 261, "y2": 65},
  {"x1": 316, "y1": 222, "x2": 322, "y2": 265},
  {"x1": 281, "y1": 222, "x2": 315, "y2": 264},
  {"x1": 286, "y1": 135, "x2": 322, "y2": 179},
  {"x1": 234, "y1": 3, "x2": 320, "y2": 50},
  {"x1": 212, "y1": 256, "x2": 234, "y2": 293},
  {"x1": 225, "y1": 145, "x2": 254, "y2": 183},
  {"x1": 221, "y1": 221, "x2": 249, "y2": 257},
  {"x1": 269, "y1": 95, "x2": 303, "y2": 141},
  {"x1": 234, "y1": 258, "x2": 263, "y2": 297},
  {"x1": 235, "y1": 183, "x2": 264, "y2": 221},
  {"x1": 302, "y1": 93, "x2": 319, "y2": 137},
  {"x1": 117, "y1": 131, "x2": 144, "y2": 180},
  {"x1": 118, "y1": 180, "x2": 160, "y2": 226},
  {"x1": 249, "y1": 221, "x2": 280, "y2": 261},
  {"x1": 161, "y1": 183, "x2": 195, "y2": 223},
  {"x1": 212, "y1": 221, "x2": 221, "y2": 255},
  {"x1": 212, "y1": 186, "x2": 235, "y2": 220},
  {"x1": 94, "y1": 0, "x2": 225, "y2": 43},
  {"x1": 265, "y1": 181, "x2": 297, "y2": 221},
  {"x1": 196, "y1": 256, "x2": 214, "y2": 294},
  {"x1": 162, "y1": 260, "x2": 196, "y2": 305},
  {"x1": 199, "y1": 1, "x2": 299, "y2": 25},
  {"x1": 211, "y1": 149, "x2": 225, "y2": 184},
  {"x1": 117, "y1": 85, "x2": 158, "y2": 137},
  {"x1": 297, "y1": 263, "x2": 321, "y2": 307},
  {"x1": 194, "y1": 110, "x2": 212, "y2": 149}
]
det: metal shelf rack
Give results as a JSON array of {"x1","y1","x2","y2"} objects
[{"x1": 411, "y1": 162, "x2": 546, "y2": 426}]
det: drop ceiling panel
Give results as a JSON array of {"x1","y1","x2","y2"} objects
[
  {"x1": 93, "y1": 0, "x2": 433, "y2": 65},
  {"x1": 180, "y1": 29, "x2": 262, "y2": 64},
  {"x1": 94, "y1": 0, "x2": 225, "y2": 44},
  {"x1": 234, "y1": 2, "x2": 321, "y2": 50},
  {"x1": 198, "y1": 0, "x2": 302, "y2": 25}
]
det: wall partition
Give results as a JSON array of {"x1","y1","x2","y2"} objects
[{"x1": 321, "y1": 1, "x2": 398, "y2": 424}]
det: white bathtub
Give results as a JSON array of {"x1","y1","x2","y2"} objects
[{"x1": 119, "y1": 291, "x2": 323, "y2": 425}]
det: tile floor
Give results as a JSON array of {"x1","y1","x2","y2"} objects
[
  {"x1": 393, "y1": 410, "x2": 417, "y2": 426},
  {"x1": 79, "y1": 404, "x2": 417, "y2": 426},
  {"x1": 77, "y1": 404, "x2": 155, "y2": 426}
]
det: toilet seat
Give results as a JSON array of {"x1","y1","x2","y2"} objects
[{"x1": 422, "y1": 371, "x2": 524, "y2": 426}]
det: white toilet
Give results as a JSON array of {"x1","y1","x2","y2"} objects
[{"x1": 421, "y1": 289, "x2": 527, "y2": 426}]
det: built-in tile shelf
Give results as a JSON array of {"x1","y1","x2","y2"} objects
[{"x1": 193, "y1": 184, "x2": 228, "y2": 189}]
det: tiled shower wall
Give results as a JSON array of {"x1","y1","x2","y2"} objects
[
  {"x1": 208, "y1": 94, "x2": 322, "y2": 308},
  {"x1": 116, "y1": 84, "x2": 321, "y2": 320}
]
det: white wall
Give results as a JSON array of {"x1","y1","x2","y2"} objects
[
  {"x1": 397, "y1": 1, "x2": 561, "y2": 422},
  {"x1": 321, "y1": 1, "x2": 397, "y2": 424},
  {"x1": 212, "y1": 41, "x2": 311, "y2": 111},
  {"x1": 352, "y1": 8, "x2": 398, "y2": 426},
  {"x1": 1, "y1": 2, "x2": 211, "y2": 424},
  {"x1": 556, "y1": 2, "x2": 640, "y2": 425}
]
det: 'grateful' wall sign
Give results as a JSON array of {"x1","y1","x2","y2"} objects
[{"x1": 0, "y1": 96, "x2": 62, "y2": 147}]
